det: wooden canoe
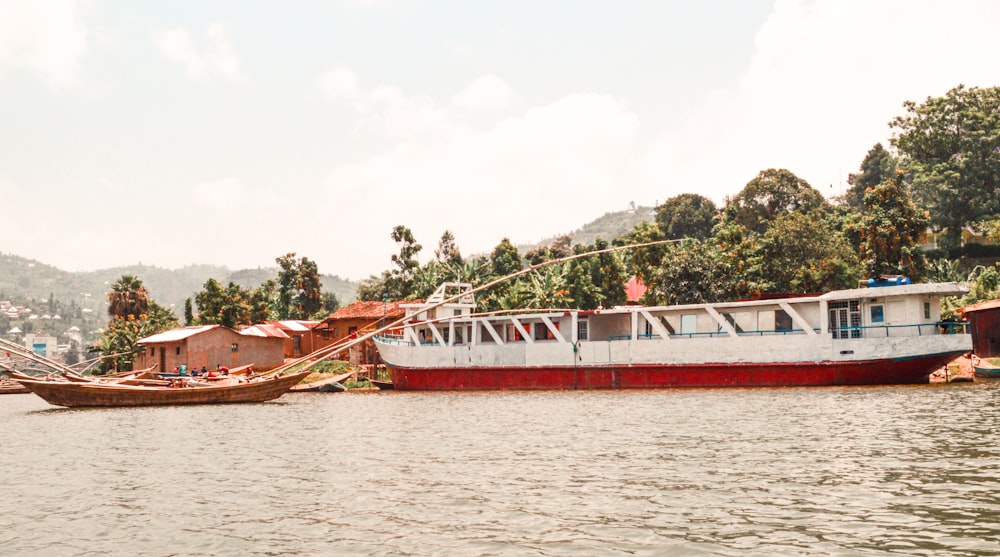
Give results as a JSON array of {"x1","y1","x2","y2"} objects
[
  {"x1": 288, "y1": 371, "x2": 353, "y2": 393},
  {"x1": 15, "y1": 370, "x2": 311, "y2": 408},
  {"x1": 974, "y1": 364, "x2": 1000, "y2": 379},
  {"x1": 0, "y1": 379, "x2": 29, "y2": 394}
]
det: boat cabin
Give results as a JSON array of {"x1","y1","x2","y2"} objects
[{"x1": 392, "y1": 282, "x2": 963, "y2": 347}]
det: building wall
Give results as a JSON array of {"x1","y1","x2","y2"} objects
[{"x1": 137, "y1": 327, "x2": 285, "y2": 372}]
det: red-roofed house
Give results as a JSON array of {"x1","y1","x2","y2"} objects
[
  {"x1": 264, "y1": 320, "x2": 320, "y2": 358},
  {"x1": 134, "y1": 324, "x2": 286, "y2": 373},
  {"x1": 313, "y1": 300, "x2": 407, "y2": 365}
]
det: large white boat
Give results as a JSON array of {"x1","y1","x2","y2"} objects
[{"x1": 374, "y1": 281, "x2": 972, "y2": 390}]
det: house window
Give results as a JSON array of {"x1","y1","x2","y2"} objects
[
  {"x1": 293, "y1": 336, "x2": 301, "y2": 354},
  {"x1": 150, "y1": 347, "x2": 155, "y2": 356},
  {"x1": 231, "y1": 343, "x2": 238, "y2": 353},
  {"x1": 578, "y1": 318, "x2": 589, "y2": 341},
  {"x1": 176, "y1": 347, "x2": 181, "y2": 355}
]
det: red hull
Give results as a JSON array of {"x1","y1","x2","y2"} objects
[{"x1": 387, "y1": 352, "x2": 962, "y2": 390}]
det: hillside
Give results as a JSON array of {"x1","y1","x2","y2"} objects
[
  {"x1": 522, "y1": 204, "x2": 656, "y2": 251},
  {"x1": 0, "y1": 253, "x2": 357, "y2": 318}
]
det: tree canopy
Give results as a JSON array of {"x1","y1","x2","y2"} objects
[
  {"x1": 655, "y1": 193, "x2": 717, "y2": 240},
  {"x1": 723, "y1": 169, "x2": 828, "y2": 234},
  {"x1": 891, "y1": 84, "x2": 1000, "y2": 250}
]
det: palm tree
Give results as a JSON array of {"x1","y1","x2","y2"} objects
[{"x1": 107, "y1": 275, "x2": 150, "y2": 319}]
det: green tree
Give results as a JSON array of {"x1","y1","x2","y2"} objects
[
  {"x1": 890, "y1": 84, "x2": 1000, "y2": 250},
  {"x1": 183, "y1": 298, "x2": 194, "y2": 325},
  {"x1": 275, "y1": 253, "x2": 323, "y2": 319},
  {"x1": 194, "y1": 279, "x2": 255, "y2": 328},
  {"x1": 434, "y1": 230, "x2": 463, "y2": 267},
  {"x1": 479, "y1": 238, "x2": 523, "y2": 311},
  {"x1": 723, "y1": 169, "x2": 828, "y2": 234},
  {"x1": 391, "y1": 225, "x2": 422, "y2": 290},
  {"x1": 107, "y1": 275, "x2": 150, "y2": 319},
  {"x1": 758, "y1": 210, "x2": 860, "y2": 294},
  {"x1": 565, "y1": 238, "x2": 628, "y2": 309},
  {"x1": 854, "y1": 170, "x2": 928, "y2": 280},
  {"x1": 645, "y1": 240, "x2": 729, "y2": 305},
  {"x1": 841, "y1": 143, "x2": 897, "y2": 210},
  {"x1": 613, "y1": 221, "x2": 667, "y2": 286},
  {"x1": 524, "y1": 235, "x2": 572, "y2": 266},
  {"x1": 319, "y1": 291, "x2": 340, "y2": 316},
  {"x1": 655, "y1": 193, "x2": 717, "y2": 240}
]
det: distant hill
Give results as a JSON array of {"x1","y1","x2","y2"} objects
[
  {"x1": 0, "y1": 253, "x2": 357, "y2": 318},
  {"x1": 521, "y1": 204, "x2": 656, "y2": 251}
]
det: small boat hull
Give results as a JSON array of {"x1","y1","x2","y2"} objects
[{"x1": 974, "y1": 364, "x2": 1000, "y2": 379}]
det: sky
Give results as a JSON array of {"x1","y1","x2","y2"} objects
[{"x1": 2, "y1": 0, "x2": 999, "y2": 281}]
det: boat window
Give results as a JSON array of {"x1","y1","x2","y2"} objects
[
  {"x1": 924, "y1": 301, "x2": 931, "y2": 319},
  {"x1": 578, "y1": 318, "x2": 589, "y2": 341},
  {"x1": 660, "y1": 316, "x2": 675, "y2": 334},
  {"x1": 775, "y1": 310, "x2": 793, "y2": 332},
  {"x1": 870, "y1": 305, "x2": 885, "y2": 323},
  {"x1": 680, "y1": 314, "x2": 697, "y2": 335}
]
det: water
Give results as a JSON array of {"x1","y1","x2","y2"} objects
[{"x1": 2, "y1": 383, "x2": 999, "y2": 556}]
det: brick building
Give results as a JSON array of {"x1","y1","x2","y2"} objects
[{"x1": 135, "y1": 324, "x2": 286, "y2": 373}]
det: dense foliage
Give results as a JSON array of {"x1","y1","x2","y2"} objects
[{"x1": 891, "y1": 85, "x2": 1000, "y2": 250}]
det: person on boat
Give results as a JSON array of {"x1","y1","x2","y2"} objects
[
  {"x1": 219, "y1": 365, "x2": 229, "y2": 375},
  {"x1": 200, "y1": 365, "x2": 207, "y2": 375},
  {"x1": 179, "y1": 364, "x2": 187, "y2": 376}
]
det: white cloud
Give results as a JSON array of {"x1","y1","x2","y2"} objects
[
  {"x1": 636, "y1": 0, "x2": 1000, "y2": 204},
  {"x1": 191, "y1": 177, "x2": 287, "y2": 219},
  {"x1": 156, "y1": 22, "x2": 246, "y2": 83},
  {"x1": 317, "y1": 66, "x2": 361, "y2": 102},
  {"x1": 0, "y1": 0, "x2": 89, "y2": 87},
  {"x1": 317, "y1": 73, "x2": 639, "y2": 273},
  {"x1": 451, "y1": 74, "x2": 519, "y2": 114}
]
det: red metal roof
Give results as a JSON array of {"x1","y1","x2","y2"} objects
[
  {"x1": 138, "y1": 325, "x2": 220, "y2": 344},
  {"x1": 240, "y1": 324, "x2": 290, "y2": 338},
  {"x1": 323, "y1": 300, "x2": 407, "y2": 321},
  {"x1": 958, "y1": 299, "x2": 1000, "y2": 315},
  {"x1": 266, "y1": 320, "x2": 318, "y2": 332}
]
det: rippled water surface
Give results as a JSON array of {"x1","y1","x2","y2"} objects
[{"x1": 2, "y1": 383, "x2": 999, "y2": 556}]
